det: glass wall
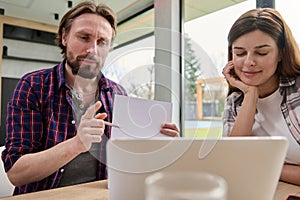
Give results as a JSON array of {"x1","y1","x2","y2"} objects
[
  {"x1": 104, "y1": 36, "x2": 155, "y2": 99},
  {"x1": 276, "y1": 0, "x2": 300, "y2": 46},
  {"x1": 104, "y1": 7, "x2": 155, "y2": 99},
  {"x1": 105, "y1": 0, "x2": 300, "y2": 138},
  {"x1": 183, "y1": 0, "x2": 256, "y2": 138}
]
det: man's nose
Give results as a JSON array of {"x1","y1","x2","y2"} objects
[{"x1": 86, "y1": 41, "x2": 98, "y2": 55}]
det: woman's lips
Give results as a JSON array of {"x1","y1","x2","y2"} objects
[{"x1": 243, "y1": 70, "x2": 261, "y2": 77}]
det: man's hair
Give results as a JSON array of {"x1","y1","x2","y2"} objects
[{"x1": 55, "y1": 0, "x2": 117, "y2": 56}]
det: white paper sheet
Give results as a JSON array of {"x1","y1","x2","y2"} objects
[{"x1": 111, "y1": 95, "x2": 172, "y2": 139}]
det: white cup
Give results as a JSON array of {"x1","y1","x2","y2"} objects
[{"x1": 145, "y1": 171, "x2": 227, "y2": 200}]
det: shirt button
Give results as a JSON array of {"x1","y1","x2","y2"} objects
[
  {"x1": 71, "y1": 120, "x2": 76, "y2": 124},
  {"x1": 287, "y1": 122, "x2": 291, "y2": 126},
  {"x1": 60, "y1": 168, "x2": 64, "y2": 173},
  {"x1": 79, "y1": 104, "x2": 84, "y2": 109}
]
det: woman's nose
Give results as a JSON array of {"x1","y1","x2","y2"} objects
[{"x1": 244, "y1": 54, "x2": 255, "y2": 67}]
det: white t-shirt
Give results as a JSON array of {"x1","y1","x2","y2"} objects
[{"x1": 254, "y1": 89, "x2": 300, "y2": 165}]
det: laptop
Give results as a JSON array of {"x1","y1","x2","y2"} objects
[{"x1": 107, "y1": 136, "x2": 288, "y2": 200}]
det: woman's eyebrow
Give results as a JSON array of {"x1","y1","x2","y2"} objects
[
  {"x1": 255, "y1": 44, "x2": 272, "y2": 49},
  {"x1": 232, "y1": 44, "x2": 271, "y2": 50},
  {"x1": 233, "y1": 46, "x2": 243, "y2": 49}
]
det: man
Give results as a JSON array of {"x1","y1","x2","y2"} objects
[{"x1": 2, "y1": 1, "x2": 179, "y2": 195}]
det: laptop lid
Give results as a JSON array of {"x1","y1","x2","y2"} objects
[{"x1": 107, "y1": 136, "x2": 288, "y2": 200}]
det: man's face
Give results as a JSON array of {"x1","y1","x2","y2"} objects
[{"x1": 62, "y1": 13, "x2": 113, "y2": 79}]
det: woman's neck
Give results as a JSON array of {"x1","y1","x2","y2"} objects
[{"x1": 258, "y1": 74, "x2": 280, "y2": 98}]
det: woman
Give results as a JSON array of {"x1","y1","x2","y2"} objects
[{"x1": 222, "y1": 8, "x2": 300, "y2": 186}]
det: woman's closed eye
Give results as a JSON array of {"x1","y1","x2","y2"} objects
[
  {"x1": 234, "y1": 51, "x2": 268, "y2": 57},
  {"x1": 256, "y1": 51, "x2": 268, "y2": 56},
  {"x1": 234, "y1": 51, "x2": 247, "y2": 57}
]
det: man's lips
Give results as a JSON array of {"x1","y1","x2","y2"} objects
[{"x1": 78, "y1": 58, "x2": 98, "y2": 64}]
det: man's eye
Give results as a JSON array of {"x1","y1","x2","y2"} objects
[
  {"x1": 80, "y1": 36, "x2": 89, "y2": 41},
  {"x1": 98, "y1": 40, "x2": 109, "y2": 47}
]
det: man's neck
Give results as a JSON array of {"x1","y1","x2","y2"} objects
[
  {"x1": 65, "y1": 63, "x2": 98, "y2": 94},
  {"x1": 64, "y1": 63, "x2": 100, "y2": 109}
]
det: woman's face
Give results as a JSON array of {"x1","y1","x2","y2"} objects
[{"x1": 232, "y1": 30, "x2": 281, "y2": 90}]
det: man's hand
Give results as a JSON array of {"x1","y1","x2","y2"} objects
[
  {"x1": 76, "y1": 101, "x2": 107, "y2": 152},
  {"x1": 6, "y1": 101, "x2": 107, "y2": 186}
]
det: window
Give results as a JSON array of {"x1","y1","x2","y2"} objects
[
  {"x1": 104, "y1": 36, "x2": 155, "y2": 99},
  {"x1": 183, "y1": 0, "x2": 256, "y2": 138},
  {"x1": 106, "y1": 0, "x2": 263, "y2": 138},
  {"x1": 104, "y1": 8, "x2": 155, "y2": 99},
  {"x1": 276, "y1": 0, "x2": 300, "y2": 46}
]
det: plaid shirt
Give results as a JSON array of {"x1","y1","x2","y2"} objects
[
  {"x1": 1, "y1": 60, "x2": 127, "y2": 195},
  {"x1": 223, "y1": 76, "x2": 300, "y2": 145}
]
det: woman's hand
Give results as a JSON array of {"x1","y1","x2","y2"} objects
[
  {"x1": 222, "y1": 61, "x2": 255, "y2": 94},
  {"x1": 223, "y1": 61, "x2": 258, "y2": 136},
  {"x1": 160, "y1": 123, "x2": 180, "y2": 137}
]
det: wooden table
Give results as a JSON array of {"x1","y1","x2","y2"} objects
[
  {"x1": 274, "y1": 181, "x2": 300, "y2": 200},
  {"x1": 2, "y1": 181, "x2": 108, "y2": 200},
  {"x1": 2, "y1": 180, "x2": 300, "y2": 200}
]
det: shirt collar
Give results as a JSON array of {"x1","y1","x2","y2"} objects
[
  {"x1": 98, "y1": 73, "x2": 111, "y2": 91},
  {"x1": 279, "y1": 76, "x2": 296, "y2": 87},
  {"x1": 57, "y1": 59, "x2": 67, "y2": 89}
]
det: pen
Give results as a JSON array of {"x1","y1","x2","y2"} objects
[{"x1": 104, "y1": 121, "x2": 120, "y2": 128}]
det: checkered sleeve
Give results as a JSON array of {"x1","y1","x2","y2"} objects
[
  {"x1": 2, "y1": 77, "x2": 43, "y2": 172},
  {"x1": 222, "y1": 92, "x2": 243, "y2": 136}
]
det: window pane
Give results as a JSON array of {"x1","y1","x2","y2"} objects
[
  {"x1": 276, "y1": 0, "x2": 300, "y2": 46},
  {"x1": 115, "y1": 9, "x2": 154, "y2": 47},
  {"x1": 105, "y1": 7, "x2": 155, "y2": 99},
  {"x1": 104, "y1": 36, "x2": 155, "y2": 99},
  {"x1": 183, "y1": 0, "x2": 256, "y2": 138}
]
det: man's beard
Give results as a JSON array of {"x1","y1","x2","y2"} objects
[{"x1": 66, "y1": 51, "x2": 102, "y2": 79}]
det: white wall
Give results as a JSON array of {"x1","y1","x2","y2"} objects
[{"x1": 2, "y1": 38, "x2": 62, "y2": 78}]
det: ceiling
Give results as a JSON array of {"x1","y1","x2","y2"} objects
[
  {"x1": 0, "y1": 0, "x2": 153, "y2": 25},
  {"x1": 0, "y1": 0, "x2": 245, "y2": 45}
]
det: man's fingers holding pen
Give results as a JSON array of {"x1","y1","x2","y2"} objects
[
  {"x1": 76, "y1": 101, "x2": 108, "y2": 151},
  {"x1": 80, "y1": 115, "x2": 105, "y2": 127},
  {"x1": 82, "y1": 101, "x2": 102, "y2": 120},
  {"x1": 76, "y1": 119, "x2": 105, "y2": 151},
  {"x1": 81, "y1": 127, "x2": 105, "y2": 135},
  {"x1": 95, "y1": 112, "x2": 107, "y2": 120},
  {"x1": 77, "y1": 119, "x2": 105, "y2": 142}
]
